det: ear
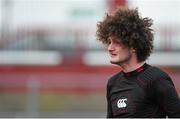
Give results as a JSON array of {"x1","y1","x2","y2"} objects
[{"x1": 130, "y1": 48, "x2": 136, "y2": 53}]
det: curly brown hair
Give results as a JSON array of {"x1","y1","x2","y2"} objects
[{"x1": 96, "y1": 7, "x2": 154, "y2": 62}]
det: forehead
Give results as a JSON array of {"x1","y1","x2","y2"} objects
[
  {"x1": 107, "y1": 36, "x2": 122, "y2": 43},
  {"x1": 107, "y1": 36, "x2": 129, "y2": 48}
]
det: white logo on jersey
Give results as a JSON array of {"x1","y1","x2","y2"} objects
[{"x1": 117, "y1": 98, "x2": 127, "y2": 108}]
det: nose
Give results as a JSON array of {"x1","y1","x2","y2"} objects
[{"x1": 108, "y1": 42, "x2": 115, "y2": 52}]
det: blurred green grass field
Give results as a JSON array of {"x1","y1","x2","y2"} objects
[{"x1": 0, "y1": 92, "x2": 106, "y2": 117}]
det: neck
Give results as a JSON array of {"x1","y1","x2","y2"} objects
[{"x1": 120, "y1": 59, "x2": 145, "y2": 73}]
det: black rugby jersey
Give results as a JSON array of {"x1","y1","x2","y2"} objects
[{"x1": 106, "y1": 63, "x2": 180, "y2": 118}]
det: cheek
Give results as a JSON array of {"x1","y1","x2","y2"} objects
[
  {"x1": 117, "y1": 48, "x2": 130, "y2": 57},
  {"x1": 116, "y1": 47, "x2": 129, "y2": 54}
]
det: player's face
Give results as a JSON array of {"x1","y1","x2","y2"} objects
[{"x1": 107, "y1": 36, "x2": 132, "y2": 65}]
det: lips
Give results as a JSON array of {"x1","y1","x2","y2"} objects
[{"x1": 110, "y1": 53, "x2": 117, "y2": 57}]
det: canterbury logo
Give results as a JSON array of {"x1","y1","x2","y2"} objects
[{"x1": 117, "y1": 98, "x2": 127, "y2": 108}]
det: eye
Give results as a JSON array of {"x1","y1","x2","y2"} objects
[
  {"x1": 107, "y1": 40, "x2": 111, "y2": 45},
  {"x1": 114, "y1": 39, "x2": 121, "y2": 44},
  {"x1": 114, "y1": 39, "x2": 124, "y2": 46},
  {"x1": 106, "y1": 38, "x2": 111, "y2": 45}
]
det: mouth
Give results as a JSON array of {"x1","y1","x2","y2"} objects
[{"x1": 110, "y1": 53, "x2": 117, "y2": 57}]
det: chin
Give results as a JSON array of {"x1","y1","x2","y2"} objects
[
  {"x1": 110, "y1": 58, "x2": 127, "y2": 65},
  {"x1": 110, "y1": 60, "x2": 121, "y2": 65}
]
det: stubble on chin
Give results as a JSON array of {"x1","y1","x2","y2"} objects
[
  {"x1": 110, "y1": 52, "x2": 132, "y2": 66},
  {"x1": 110, "y1": 60, "x2": 123, "y2": 66}
]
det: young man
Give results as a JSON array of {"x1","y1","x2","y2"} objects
[{"x1": 96, "y1": 7, "x2": 180, "y2": 118}]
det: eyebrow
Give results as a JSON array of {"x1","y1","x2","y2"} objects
[
  {"x1": 107, "y1": 37, "x2": 117, "y2": 41},
  {"x1": 108, "y1": 37, "x2": 122, "y2": 43}
]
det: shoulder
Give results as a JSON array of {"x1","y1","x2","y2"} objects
[
  {"x1": 151, "y1": 67, "x2": 174, "y2": 86},
  {"x1": 139, "y1": 66, "x2": 174, "y2": 86},
  {"x1": 139, "y1": 66, "x2": 170, "y2": 80},
  {"x1": 149, "y1": 66, "x2": 169, "y2": 78}
]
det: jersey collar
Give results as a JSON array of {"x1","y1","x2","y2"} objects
[{"x1": 123, "y1": 63, "x2": 149, "y2": 77}]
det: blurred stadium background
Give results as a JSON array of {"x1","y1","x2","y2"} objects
[{"x1": 0, "y1": 0, "x2": 180, "y2": 117}]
